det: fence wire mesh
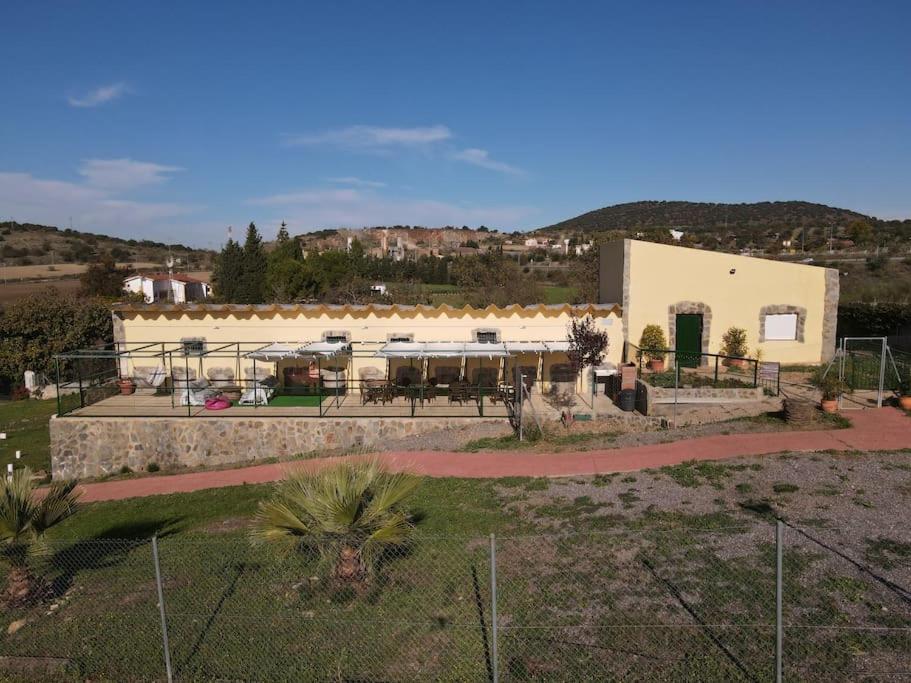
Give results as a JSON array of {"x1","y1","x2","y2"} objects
[{"x1": 0, "y1": 524, "x2": 907, "y2": 681}]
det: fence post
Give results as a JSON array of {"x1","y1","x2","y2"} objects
[
  {"x1": 489, "y1": 533, "x2": 499, "y2": 683},
  {"x1": 151, "y1": 535, "x2": 174, "y2": 683},
  {"x1": 776, "y1": 520, "x2": 783, "y2": 683}
]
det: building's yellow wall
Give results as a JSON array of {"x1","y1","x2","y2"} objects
[
  {"x1": 114, "y1": 304, "x2": 622, "y2": 391},
  {"x1": 624, "y1": 240, "x2": 834, "y2": 364}
]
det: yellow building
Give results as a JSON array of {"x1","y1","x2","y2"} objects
[
  {"x1": 599, "y1": 239, "x2": 838, "y2": 364},
  {"x1": 110, "y1": 302, "x2": 622, "y2": 396}
]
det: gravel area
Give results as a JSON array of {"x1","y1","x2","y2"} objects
[{"x1": 496, "y1": 450, "x2": 911, "y2": 549}]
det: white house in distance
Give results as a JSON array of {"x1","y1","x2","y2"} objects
[{"x1": 123, "y1": 273, "x2": 211, "y2": 304}]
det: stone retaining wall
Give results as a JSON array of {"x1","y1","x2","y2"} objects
[
  {"x1": 637, "y1": 380, "x2": 763, "y2": 414},
  {"x1": 50, "y1": 415, "x2": 504, "y2": 480}
]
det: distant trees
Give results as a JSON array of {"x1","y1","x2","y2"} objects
[
  {"x1": 449, "y1": 252, "x2": 540, "y2": 307},
  {"x1": 79, "y1": 257, "x2": 130, "y2": 298},
  {"x1": 0, "y1": 288, "x2": 112, "y2": 385},
  {"x1": 847, "y1": 220, "x2": 874, "y2": 246}
]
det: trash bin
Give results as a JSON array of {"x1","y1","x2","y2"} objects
[{"x1": 618, "y1": 388, "x2": 636, "y2": 412}]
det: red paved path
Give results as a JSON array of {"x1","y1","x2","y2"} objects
[{"x1": 77, "y1": 408, "x2": 910, "y2": 503}]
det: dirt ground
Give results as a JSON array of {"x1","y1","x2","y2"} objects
[{"x1": 378, "y1": 404, "x2": 850, "y2": 453}]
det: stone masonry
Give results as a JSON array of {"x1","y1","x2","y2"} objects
[{"x1": 50, "y1": 416, "x2": 504, "y2": 480}]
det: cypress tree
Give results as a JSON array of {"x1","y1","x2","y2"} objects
[
  {"x1": 212, "y1": 236, "x2": 244, "y2": 302},
  {"x1": 238, "y1": 222, "x2": 267, "y2": 303}
]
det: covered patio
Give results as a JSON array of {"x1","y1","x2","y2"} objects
[{"x1": 54, "y1": 339, "x2": 585, "y2": 419}]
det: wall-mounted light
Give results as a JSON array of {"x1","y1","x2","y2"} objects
[{"x1": 729, "y1": 268, "x2": 736, "y2": 275}]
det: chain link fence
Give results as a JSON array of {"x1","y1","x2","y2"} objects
[{"x1": 0, "y1": 522, "x2": 908, "y2": 681}]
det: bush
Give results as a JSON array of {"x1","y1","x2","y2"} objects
[
  {"x1": 811, "y1": 369, "x2": 850, "y2": 401},
  {"x1": 9, "y1": 385, "x2": 30, "y2": 401},
  {"x1": 146, "y1": 462, "x2": 160, "y2": 473},
  {"x1": 721, "y1": 327, "x2": 748, "y2": 358},
  {"x1": 638, "y1": 325, "x2": 667, "y2": 362}
]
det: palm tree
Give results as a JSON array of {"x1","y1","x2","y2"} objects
[
  {"x1": 0, "y1": 468, "x2": 80, "y2": 607},
  {"x1": 251, "y1": 461, "x2": 420, "y2": 582}
]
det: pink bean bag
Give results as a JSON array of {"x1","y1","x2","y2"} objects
[{"x1": 205, "y1": 396, "x2": 232, "y2": 411}]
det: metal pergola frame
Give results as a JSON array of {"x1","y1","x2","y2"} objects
[{"x1": 53, "y1": 339, "x2": 581, "y2": 419}]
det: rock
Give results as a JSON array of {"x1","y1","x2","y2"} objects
[{"x1": 7, "y1": 619, "x2": 26, "y2": 634}]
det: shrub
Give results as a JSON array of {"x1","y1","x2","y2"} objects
[
  {"x1": 9, "y1": 385, "x2": 30, "y2": 401},
  {"x1": 811, "y1": 369, "x2": 850, "y2": 401},
  {"x1": 146, "y1": 462, "x2": 160, "y2": 473},
  {"x1": 721, "y1": 327, "x2": 748, "y2": 358},
  {"x1": 638, "y1": 325, "x2": 667, "y2": 362},
  {"x1": 252, "y1": 460, "x2": 420, "y2": 582}
]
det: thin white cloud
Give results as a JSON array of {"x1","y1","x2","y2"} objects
[
  {"x1": 79, "y1": 158, "x2": 183, "y2": 191},
  {"x1": 284, "y1": 125, "x2": 452, "y2": 149},
  {"x1": 326, "y1": 176, "x2": 387, "y2": 188},
  {"x1": 246, "y1": 186, "x2": 535, "y2": 230},
  {"x1": 452, "y1": 148, "x2": 525, "y2": 176},
  {"x1": 247, "y1": 188, "x2": 362, "y2": 206},
  {"x1": 0, "y1": 168, "x2": 199, "y2": 239},
  {"x1": 67, "y1": 82, "x2": 128, "y2": 108}
]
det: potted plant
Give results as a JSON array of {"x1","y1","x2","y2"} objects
[
  {"x1": 117, "y1": 377, "x2": 136, "y2": 396},
  {"x1": 899, "y1": 373, "x2": 911, "y2": 411},
  {"x1": 813, "y1": 371, "x2": 849, "y2": 413},
  {"x1": 638, "y1": 324, "x2": 667, "y2": 372},
  {"x1": 721, "y1": 327, "x2": 749, "y2": 368}
]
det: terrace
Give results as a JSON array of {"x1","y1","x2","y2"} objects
[{"x1": 53, "y1": 340, "x2": 588, "y2": 420}]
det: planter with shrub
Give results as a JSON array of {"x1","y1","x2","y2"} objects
[
  {"x1": 117, "y1": 377, "x2": 136, "y2": 396},
  {"x1": 638, "y1": 325, "x2": 668, "y2": 372},
  {"x1": 812, "y1": 371, "x2": 850, "y2": 413},
  {"x1": 720, "y1": 327, "x2": 749, "y2": 368}
]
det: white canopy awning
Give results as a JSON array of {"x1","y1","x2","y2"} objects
[
  {"x1": 374, "y1": 342, "x2": 425, "y2": 359},
  {"x1": 504, "y1": 341, "x2": 548, "y2": 353},
  {"x1": 299, "y1": 341, "x2": 349, "y2": 356},
  {"x1": 544, "y1": 341, "x2": 571, "y2": 352},
  {"x1": 245, "y1": 343, "x2": 302, "y2": 361},
  {"x1": 375, "y1": 341, "x2": 534, "y2": 359}
]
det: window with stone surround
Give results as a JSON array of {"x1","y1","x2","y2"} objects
[{"x1": 758, "y1": 305, "x2": 806, "y2": 343}]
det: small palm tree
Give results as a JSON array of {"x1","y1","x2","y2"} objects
[
  {"x1": 252, "y1": 461, "x2": 420, "y2": 582},
  {"x1": 0, "y1": 468, "x2": 80, "y2": 607}
]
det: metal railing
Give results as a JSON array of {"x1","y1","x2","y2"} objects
[
  {"x1": 0, "y1": 522, "x2": 907, "y2": 680},
  {"x1": 625, "y1": 343, "x2": 778, "y2": 395},
  {"x1": 53, "y1": 341, "x2": 586, "y2": 419}
]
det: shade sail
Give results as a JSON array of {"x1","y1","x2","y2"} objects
[
  {"x1": 503, "y1": 341, "x2": 549, "y2": 353},
  {"x1": 544, "y1": 341, "x2": 571, "y2": 352},
  {"x1": 245, "y1": 343, "x2": 303, "y2": 361},
  {"x1": 299, "y1": 341, "x2": 349, "y2": 356},
  {"x1": 374, "y1": 342, "x2": 425, "y2": 358}
]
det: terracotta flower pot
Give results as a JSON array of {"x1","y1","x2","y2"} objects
[
  {"x1": 820, "y1": 399, "x2": 838, "y2": 413},
  {"x1": 647, "y1": 359, "x2": 665, "y2": 372},
  {"x1": 117, "y1": 379, "x2": 136, "y2": 396},
  {"x1": 899, "y1": 395, "x2": 911, "y2": 411}
]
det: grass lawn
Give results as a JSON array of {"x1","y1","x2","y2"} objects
[
  {"x1": 1, "y1": 452, "x2": 909, "y2": 680},
  {"x1": 0, "y1": 398, "x2": 57, "y2": 473},
  {"x1": 541, "y1": 284, "x2": 577, "y2": 304}
]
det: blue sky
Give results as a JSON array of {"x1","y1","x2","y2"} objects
[{"x1": 1, "y1": 1, "x2": 909, "y2": 247}]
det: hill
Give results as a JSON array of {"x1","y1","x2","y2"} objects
[
  {"x1": 0, "y1": 221, "x2": 214, "y2": 269},
  {"x1": 536, "y1": 201, "x2": 877, "y2": 235}
]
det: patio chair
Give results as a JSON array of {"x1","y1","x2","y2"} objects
[
  {"x1": 468, "y1": 367, "x2": 500, "y2": 400},
  {"x1": 320, "y1": 366, "x2": 348, "y2": 393},
  {"x1": 394, "y1": 366, "x2": 423, "y2": 397},
  {"x1": 358, "y1": 367, "x2": 387, "y2": 404},
  {"x1": 133, "y1": 365, "x2": 167, "y2": 390},
  {"x1": 449, "y1": 380, "x2": 471, "y2": 405},
  {"x1": 178, "y1": 378, "x2": 216, "y2": 406},
  {"x1": 206, "y1": 367, "x2": 236, "y2": 388},
  {"x1": 240, "y1": 368, "x2": 278, "y2": 405}
]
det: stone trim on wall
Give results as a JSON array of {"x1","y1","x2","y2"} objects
[
  {"x1": 667, "y1": 301, "x2": 712, "y2": 366},
  {"x1": 821, "y1": 269, "x2": 840, "y2": 362},
  {"x1": 621, "y1": 239, "x2": 631, "y2": 348},
  {"x1": 758, "y1": 305, "x2": 806, "y2": 343}
]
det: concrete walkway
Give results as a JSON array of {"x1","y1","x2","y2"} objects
[{"x1": 76, "y1": 408, "x2": 910, "y2": 503}]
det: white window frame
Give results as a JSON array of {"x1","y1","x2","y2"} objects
[{"x1": 764, "y1": 313, "x2": 799, "y2": 341}]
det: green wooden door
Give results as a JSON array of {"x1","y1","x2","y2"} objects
[{"x1": 675, "y1": 314, "x2": 702, "y2": 368}]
